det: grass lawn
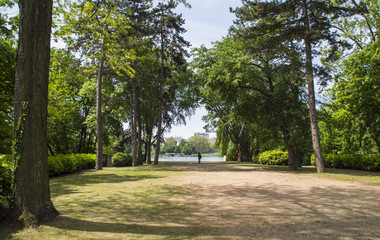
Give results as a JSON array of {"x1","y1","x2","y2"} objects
[
  {"x1": 0, "y1": 162, "x2": 379, "y2": 239},
  {"x1": 1, "y1": 165, "x2": 201, "y2": 240}
]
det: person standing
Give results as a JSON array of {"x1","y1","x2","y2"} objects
[{"x1": 198, "y1": 152, "x2": 202, "y2": 164}]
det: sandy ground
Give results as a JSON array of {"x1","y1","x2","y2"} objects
[{"x1": 166, "y1": 162, "x2": 380, "y2": 240}]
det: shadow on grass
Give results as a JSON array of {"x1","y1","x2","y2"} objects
[
  {"x1": 50, "y1": 172, "x2": 164, "y2": 197},
  {"x1": 46, "y1": 216, "x2": 221, "y2": 237}
]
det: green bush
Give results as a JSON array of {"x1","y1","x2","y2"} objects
[
  {"x1": 226, "y1": 147, "x2": 238, "y2": 162},
  {"x1": 48, "y1": 154, "x2": 96, "y2": 177},
  {"x1": 0, "y1": 154, "x2": 96, "y2": 220},
  {"x1": 112, "y1": 152, "x2": 132, "y2": 167},
  {"x1": 254, "y1": 150, "x2": 288, "y2": 166},
  {"x1": 311, "y1": 154, "x2": 380, "y2": 171},
  {"x1": 0, "y1": 155, "x2": 13, "y2": 219}
]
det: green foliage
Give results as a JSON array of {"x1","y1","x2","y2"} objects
[
  {"x1": 311, "y1": 154, "x2": 380, "y2": 171},
  {"x1": 226, "y1": 145, "x2": 238, "y2": 162},
  {"x1": 0, "y1": 154, "x2": 13, "y2": 219},
  {"x1": 254, "y1": 150, "x2": 288, "y2": 166},
  {"x1": 0, "y1": 153, "x2": 96, "y2": 219},
  {"x1": 48, "y1": 154, "x2": 96, "y2": 177},
  {"x1": 188, "y1": 136, "x2": 210, "y2": 153},
  {"x1": 0, "y1": 39, "x2": 16, "y2": 154},
  {"x1": 112, "y1": 152, "x2": 132, "y2": 167},
  {"x1": 181, "y1": 143, "x2": 195, "y2": 155}
]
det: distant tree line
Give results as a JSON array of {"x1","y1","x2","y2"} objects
[{"x1": 160, "y1": 136, "x2": 215, "y2": 155}]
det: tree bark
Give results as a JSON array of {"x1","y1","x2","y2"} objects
[
  {"x1": 131, "y1": 80, "x2": 138, "y2": 167},
  {"x1": 145, "y1": 125, "x2": 153, "y2": 164},
  {"x1": 136, "y1": 87, "x2": 143, "y2": 166},
  {"x1": 96, "y1": 57, "x2": 105, "y2": 171},
  {"x1": 154, "y1": 27, "x2": 165, "y2": 166},
  {"x1": 284, "y1": 133, "x2": 296, "y2": 171},
  {"x1": 302, "y1": 0, "x2": 325, "y2": 173},
  {"x1": 10, "y1": 0, "x2": 59, "y2": 226}
]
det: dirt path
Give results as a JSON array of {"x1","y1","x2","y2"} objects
[{"x1": 166, "y1": 162, "x2": 380, "y2": 240}]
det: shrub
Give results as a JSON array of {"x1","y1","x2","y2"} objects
[
  {"x1": 311, "y1": 154, "x2": 380, "y2": 171},
  {"x1": 0, "y1": 155, "x2": 13, "y2": 219},
  {"x1": 112, "y1": 152, "x2": 132, "y2": 167},
  {"x1": 226, "y1": 147, "x2": 238, "y2": 162},
  {"x1": 48, "y1": 154, "x2": 96, "y2": 177},
  {"x1": 255, "y1": 150, "x2": 288, "y2": 166},
  {"x1": 0, "y1": 154, "x2": 96, "y2": 220}
]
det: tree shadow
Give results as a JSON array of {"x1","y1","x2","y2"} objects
[
  {"x1": 45, "y1": 216, "x2": 225, "y2": 237},
  {"x1": 50, "y1": 172, "x2": 164, "y2": 197}
]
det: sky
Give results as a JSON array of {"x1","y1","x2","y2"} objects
[{"x1": 164, "y1": 0, "x2": 243, "y2": 139}]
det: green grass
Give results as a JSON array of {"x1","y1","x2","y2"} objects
[
  {"x1": 0, "y1": 165, "x2": 204, "y2": 240},
  {"x1": 231, "y1": 162, "x2": 380, "y2": 183}
]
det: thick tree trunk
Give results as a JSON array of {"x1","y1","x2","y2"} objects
[
  {"x1": 295, "y1": 150, "x2": 303, "y2": 168},
  {"x1": 284, "y1": 138, "x2": 296, "y2": 171},
  {"x1": 9, "y1": 0, "x2": 59, "y2": 226},
  {"x1": 302, "y1": 0, "x2": 325, "y2": 173},
  {"x1": 96, "y1": 57, "x2": 105, "y2": 171}
]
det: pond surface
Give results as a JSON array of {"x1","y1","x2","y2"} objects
[{"x1": 159, "y1": 156, "x2": 224, "y2": 162}]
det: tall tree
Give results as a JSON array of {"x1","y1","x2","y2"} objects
[
  {"x1": 11, "y1": 0, "x2": 58, "y2": 226},
  {"x1": 192, "y1": 37, "x2": 310, "y2": 166},
  {"x1": 230, "y1": 0, "x2": 354, "y2": 172},
  {"x1": 151, "y1": 0, "x2": 190, "y2": 165},
  {"x1": 58, "y1": 0, "x2": 134, "y2": 170}
]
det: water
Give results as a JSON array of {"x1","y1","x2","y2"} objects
[{"x1": 159, "y1": 156, "x2": 224, "y2": 162}]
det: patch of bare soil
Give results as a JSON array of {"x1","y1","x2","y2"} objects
[{"x1": 166, "y1": 162, "x2": 380, "y2": 240}]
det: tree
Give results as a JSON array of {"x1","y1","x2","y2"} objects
[
  {"x1": 11, "y1": 0, "x2": 58, "y2": 226},
  {"x1": 317, "y1": 0, "x2": 379, "y2": 154},
  {"x1": 47, "y1": 48, "x2": 87, "y2": 155},
  {"x1": 151, "y1": 0, "x2": 191, "y2": 165},
  {"x1": 192, "y1": 37, "x2": 311, "y2": 166},
  {"x1": 328, "y1": 39, "x2": 380, "y2": 152},
  {"x1": 188, "y1": 136, "x2": 210, "y2": 153},
  {"x1": 58, "y1": 0, "x2": 134, "y2": 170},
  {"x1": 0, "y1": 1, "x2": 17, "y2": 154},
  {"x1": 230, "y1": 0, "x2": 355, "y2": 172},
  {"x1": 0, "y1": 39, "x2": 16, "y2": 154}
]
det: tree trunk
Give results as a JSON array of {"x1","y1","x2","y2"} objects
[
  {"x1": 145, "y1": 125, "x2": 153, "y2": 164},
  {"x1": 96, "y1": 57, "x2": 105, "y2": 171},
  {"x1": 284, "y1": 138, "x2": 296, "y2": 171},
  {"x1": 154, "y1": 28, "x2": 165, "y2": 166},
  {"x1": 131, "y1": 80, "x2": 138, "y2": 167},
  {"x1": 302, "y1": 0, "x2": 325, "y2": 173},
  {"x1": 137, "y1": 88, "x2": 143, "y2": 166},
  {"x1": 295, "y1": 150, "x2": 303, "y2": 168},
  {"x1": 10, "y1": 0, "x2": 59, "y2": 226},
  {"x1": 237, "y1": 142, "x2": 242, "y2": 162}
]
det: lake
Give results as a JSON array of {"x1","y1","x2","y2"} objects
[{"x1": 159, "y1": 156, "x2": 224, "y2": 162}]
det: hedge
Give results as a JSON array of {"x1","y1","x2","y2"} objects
[
  {"x1": 0, "y1": 155, "x2": 13, "y2": 219},
  {"x1": 48, "y1": 154, "x2": 96, "y2": 177},
  {"x1": 254, "y1": 150, "x2": 288, "y2": 166},
  {"x1": 311, "y1": 154, "x2": 380, "y2": 171},
  {"x1": 112, "y1": 152, "x2": 132, "y2": 167},
  {"x1": 0, "y1": 154, "x2": 96, "y2": 219}
]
